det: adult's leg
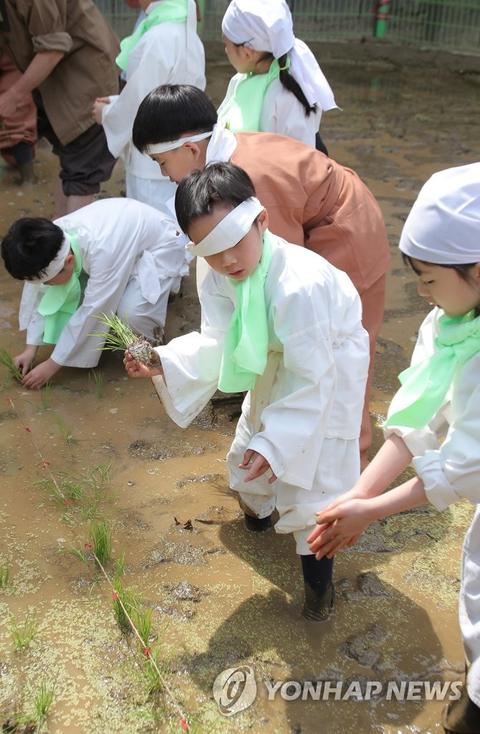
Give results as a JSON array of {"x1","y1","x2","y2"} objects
[{"x1": 359, "y1": 273, "x2": 387, "y2": 468}]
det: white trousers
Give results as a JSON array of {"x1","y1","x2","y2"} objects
[
  {"x1": 460, "y1": 505, "x2": 480, "y2": 706},
  {"x1": 227, "y1": 409, "x2": 360, "y2": 555},
  {"x1": 116, "y1": 274, "x2": 177, "y2": 341},
  {"x1": 125, "y1": 171, "x2": 177, "y2": 219}
]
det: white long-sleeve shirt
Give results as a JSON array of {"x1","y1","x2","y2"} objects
[
  {"x1": 217, "y1": 74, "x2": 322, "y2": 148},
  {"x1": 19, "y1": 198, "x2": 185, "y2": 367},
  {"x1": 102, "y1": 0, "x2": 206, "y2": 179},
  {"x1": 386, "y1": 307, "x2": 480, "y2": 511},
  {"x1": 152, "y1": 235, "x2": 369, "y2": 492}
]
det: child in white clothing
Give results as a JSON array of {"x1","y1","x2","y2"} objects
[
  {"x1": 124, "y1": 162, "x2": 369, "y2": 621},
  {"x1": 92, "y1": 0, "x2": 205, "y2": 215},
  {"x1": 309, "y1": 163, "x2": 480, "y2": 732},
  {"x1": 218, "y1": 0, "x2": 336, "y2": 152}
]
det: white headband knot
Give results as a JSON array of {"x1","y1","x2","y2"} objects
[{"x1": 187, "y1": 197, "x2": 264, "y2": 257}]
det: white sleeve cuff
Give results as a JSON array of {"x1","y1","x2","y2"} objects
[
  {"x1": 413, "y1": 450, "x2": 459, "y2": 511},
  {"x1": 384, "y1": 425, "x2": 440, "y2": 457}
]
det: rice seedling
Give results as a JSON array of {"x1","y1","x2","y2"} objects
[
  {"x1": 0, "y1": 563, "x2": 11, "y2": 589},
  {"x1": 132, "y1": 605, "x2": 153, "y2": 647},
  {"x1": 55, "y1": 414, "x2": 76, "y2": 445},
  {"x1": 40, "y1": 381, "x2": 52, "y2": 409},
  {"x1": 143, "y1": 646, "x2": 164, "y2": 697},
  {"x1": 112, "y1": 582, "x2": 139, "y2": 635},
  {"x1": 91, "y1": 313, "x2": 159, "y2": 366},
  {"x1": 32, "y1": 680, "x2": 54, "y2": 732},
  {"x1": 10, "y1": 611, "x2": 38, "y2": 651},
  {"x1": 89, "y1": 368, "x2": 105, "y2": 398},
  {"x1": 89, "y1": 520, "x2": 112, "y2": 566},
  {"x1": 0, "y1": 348, "x2": 23, "y2": 382}
]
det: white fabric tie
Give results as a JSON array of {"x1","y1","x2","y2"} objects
[
  {"x1": 399, "y1": 162, "x2": 480, "y2": 265},
  {"x1": 31, "y1": 236, "x2": 71, "y2": 283},
  {"x1": 146, "y1": 130, "x2": 213, "y2": 155},
  {"x1": 187, "y1": 197, "x2": 264, "y2": 257},
  {"x1": 222, "y1": 0, "x2": 337, "y2": 110},
  {"x1": 205, "y1": 123, "x2": 238, "y2": 164}
]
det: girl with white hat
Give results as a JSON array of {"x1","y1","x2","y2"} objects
[
  {"x1": 218, "y1": 0, "x2": 336, "y2": 152},
  {"x1": 308, "y1": 162, "x2": 480, "y2": 733}
]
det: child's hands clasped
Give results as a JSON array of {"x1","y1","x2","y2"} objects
[
  {"x1": 239, "y1": 449, "x2": 277, "y2": 484},
  {"x1": 307, "y1": 497, "x2": 376, "y2": 559},
  {"x1": 123, "y1": 350, "x2": 163, "y2": 379}
]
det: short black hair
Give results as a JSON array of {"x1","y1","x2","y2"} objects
[
  {"x1": 1, "y1": 218, "x2": 64, "y2": 280},
  {"x1": 132, "y1": 85, "x2": 218, "y2": 153},
  {"x1": 175, "y1": 162, "x2": 256, "y2": 234}
]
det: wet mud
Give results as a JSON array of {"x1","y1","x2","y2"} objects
[{"x1": 1, "y1": 45, "x2": 479, "y2": 733}]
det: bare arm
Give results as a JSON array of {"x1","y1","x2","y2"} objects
[{"x1": 0, "y1": 51, "x2": 64, "y2": 117}]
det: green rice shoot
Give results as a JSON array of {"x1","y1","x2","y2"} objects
[
  {"x1": 33, "y1": 680, "x2": 55, "y2": 731},
  {"x1": 0, "y1": 564, "x2": 11, "y2": 589},
  {"x1": 89, "y1": 520, "x2": 112, "y2": 566},
  {"x1": 10, "y1": 611, "x2": 38, "y2": 651},
  {"x1": 0, "y1": 348, "x2": 22, "y2": 382},
  {"x1": 91, "y1": 313, "x2": 139, "y2": 352}
]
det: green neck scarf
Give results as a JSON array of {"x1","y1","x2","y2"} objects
[
  {"x1": 385, "y1": 309, "x2": 480, "y2": 429},
  {"x1": 219, "y1": 57, "x2": 289, "y2": 133},
  {"x1": 37, "y1": 235, "x2": 83, "y2": 345},
  {"x1": 218, "y1": 231, "x2": 273, "y2": 393},
  {"x1": 116, "y1": 0, "x2": 188, "y2": 71}
]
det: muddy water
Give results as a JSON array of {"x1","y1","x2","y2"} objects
[{"x1": 0, "y1": 50, "x2": 479, "y2": 734}]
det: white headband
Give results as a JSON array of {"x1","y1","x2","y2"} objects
[
  {"x1": 33, "y1": 235, "x2": 71, "y2": 283},
  {"x1": 146, "y1": 130, "x2": 213, "y2": 155},
  {"x1": 187, "y1": 197, "x2": 264, "y2": 257}
]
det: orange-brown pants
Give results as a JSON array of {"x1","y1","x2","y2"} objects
[{"x1": 359, "y1": 273, "x2": 387, "y2": 464}]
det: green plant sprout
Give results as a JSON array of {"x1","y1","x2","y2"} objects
[
  {"x1": 0, "y1": 348, "x2": 23, "y2": 382},
  {"x1": 10, "y1": 611, "x2": 38, "y2": 651},
  {"x1": 89, "y1": 521, "x2": 112, "y2": 566},
  {"x1": 54, "y1": 414, "x2": 76, "y2": 445},
  {"x1": 0, "y1": 563, "x2": 11, "y2": 589},
  {"x1": 89, "y1": 368, "x2": 105, "y2": 398},
  {"x1": 32, "y1": 680, "x2": 54, "y2": 732},
  {"x1": 91, "y1": 313, "x2": 158, "y2": 366},
  {"x1": 40, "y1": 381, "x2": 52, "y2": 409}
]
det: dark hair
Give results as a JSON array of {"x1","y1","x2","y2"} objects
[
  {"x1": 402, "y1": 253, "x2": 477, "y2": 281},
  {"x1": 175, "y1": 162, "x2": 256, "y2": 234},
  {"x1": 237, "y1": 46, "x2": 316, "y2": 117},
  {"x1": 1, "y1": 218, "x2": 64, "y2": 280},
  {"x1": 132, "y1": 85, "x2": 218, "y2": 153}
]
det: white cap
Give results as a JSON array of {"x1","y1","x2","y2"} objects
[{"x1": 399, "y1": 162, "x2": 480, "y2": 265}]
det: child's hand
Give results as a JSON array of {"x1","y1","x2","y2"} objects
[
  {"x1": 123, "y1": 350, "x2": 162, "y2": 379},
  {"x1": 239, "y1": 449, "x2": 277, "y2": 484},
  {"x1": 307, "y1": 499, "x2": 375, "y2": 559},
  {"x1": 91, "y1": 98, "x2": 110, "y2": 124},
  {"x1": 14, "y1": 345, "x2": 38, "y2": 376}
]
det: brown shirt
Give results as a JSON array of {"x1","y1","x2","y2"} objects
[
  {"x1": 1, "y1": 0, "x2": 120, "y2": 144},
  {"x1": 231, "y1": 132, "x2": 390, "y2": 294}
]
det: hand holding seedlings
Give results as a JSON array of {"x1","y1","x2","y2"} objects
[{"x1": 124, "y1": 350, "x2": 162, "y2": 379}]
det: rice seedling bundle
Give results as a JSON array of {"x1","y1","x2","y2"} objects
[{"x1": 92, "y1": 313, "x2": 159, "y2": 366}]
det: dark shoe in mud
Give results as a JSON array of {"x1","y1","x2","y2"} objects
[
  {"x1": 244, "y1": 512, "x2": 273, "y2": 532},
  {"x1": 302, "y1": 581, "x2": 335, "y2": 622},
  {"x1": 442, "y1": 684, "x2": 480, "y2": 733},
  {"x1": 14, "y1": 161, "x2": 37, "y2": 185}
]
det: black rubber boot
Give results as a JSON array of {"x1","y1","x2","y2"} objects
[
  {"x1": 244, "y1": 513, "x2": 273, "y2": 532},
  {"x1": 442, "y1": 684, "x2": 480, "y2": 733},
  {"x1": 301, "y1": 554, "x2": 335, "y2": 622},
  {"x1": 238, "y1": 497, "x2": 273, "y2": 532}
]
